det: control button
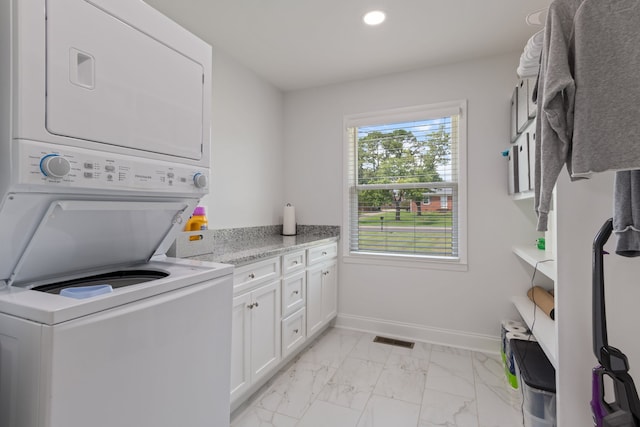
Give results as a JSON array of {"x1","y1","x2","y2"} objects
[
  {"x1": 193, "y1": 172, "x2": 207, "y2": 188},
  {"x1": 84, "y1": 162, "x2": 94, "y2": 169},
  {"x1": 40, "y1": 154, "x2": 71, "y2": 179},
  {"x1": 107, "y1": 174, "x2": 113, "y2": 181},
  {"x1": 167, "y1": 172, "x2": 175, "y2": 179},
  {"x1": 84, "y1": 172, "x2": 94, "y2": 178},
  {"x1": 105, "y1": 165, "x2": 116, "y2": 172}
]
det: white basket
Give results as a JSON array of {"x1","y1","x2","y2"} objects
[{"x1": 166, "y1": 230, "x2": 214, "y2": 258}]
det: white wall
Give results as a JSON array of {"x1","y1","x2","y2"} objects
[
  {"x1": 201, "y1": 49, "x2": 285, "y2": 229},
  {"x1": 283, "y1": 53, "x2": 540, "y2": 345},
  {"x1": 200, "y1": 42, "x2": 640, "y2": 425},
  {"x1": 555, "y1": 171, "x2": 640, "y2": 426}
]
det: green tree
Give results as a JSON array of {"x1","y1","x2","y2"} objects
[{"x1": 357, "y1": 124, "x2": 451, "y2": 220}]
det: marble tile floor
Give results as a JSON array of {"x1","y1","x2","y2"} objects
[{"x1": 231, "y1": 327, "x2": 525, "y2": 427}]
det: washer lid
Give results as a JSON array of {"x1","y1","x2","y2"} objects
[{"x1": 8, "y1": 200, "x2": 189, "y2": 287}]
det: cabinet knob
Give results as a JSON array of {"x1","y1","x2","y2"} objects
[
  {"x1": 293, "y1": 329, "x2": 299, "y2": 334},
  {"x1": 322, "y1": 251, "x2": 327, "y2": 255},
  {"x1": 293, "y1": 260, "x2": 298, "y2": 265},
  {"x1": 247, "y1": 303, "x2": 254, "y2": 309},
  {"x1": 254, "y1": 301, "x2": 259, "y2": 308},
  {"x1": 248, "y1": 273, "x2": 255, "y2": 279},
  {"x1": 293, "y1": 290, "x2": 299, "y2": 295}
]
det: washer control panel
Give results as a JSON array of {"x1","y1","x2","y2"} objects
[{"x1": 18, "y1": 140, "x2": 208, "y2": 194}]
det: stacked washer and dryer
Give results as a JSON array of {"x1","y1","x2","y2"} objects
[{"x1": 0, "y1": 1, "x2": 233, "y2": 426}]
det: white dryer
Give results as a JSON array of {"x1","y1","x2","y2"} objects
[{"x1": 0, "y1": 1, "x2": 232, "y2": 426}]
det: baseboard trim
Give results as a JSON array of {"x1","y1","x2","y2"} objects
[{"x1": 334, "y1": 313, "x2": 500, "y2": 354}]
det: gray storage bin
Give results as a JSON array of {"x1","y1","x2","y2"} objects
[{"x1": 512, "y1": 339, "x2": 557, "y2": 424}]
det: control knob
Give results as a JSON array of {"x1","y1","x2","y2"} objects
[
  {"x1": 193, "y1": 172, "x2": 207, "y2": 189},
  {"x1": 40, "y1": 154, "x2": 71, "y2": 179}
]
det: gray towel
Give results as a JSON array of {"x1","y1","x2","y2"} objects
[{"x1": 614, "y1": 170, "x2": 640, "y2": 257}]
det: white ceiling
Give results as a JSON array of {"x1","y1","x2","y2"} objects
[{"x1": 145, "y1": 0, "x2": 550, "y2": 92}]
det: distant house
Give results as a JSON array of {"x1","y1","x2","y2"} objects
[{"x1": 410, "y1": 189, "x2": 453, "y2": 212}]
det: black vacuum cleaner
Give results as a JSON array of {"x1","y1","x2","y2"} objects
[{"x1": 591, "y1": 218, "x2": 640, "y2": 426}]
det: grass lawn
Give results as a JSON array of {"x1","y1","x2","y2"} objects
[
  {"x1": 356, "y1": 210, "x2": 454, "y2": 255},
  {"x1": 357, "y1": 230, "x2": 453, "y2": 256},
  {"x1": 358, "y1": 209, "x2": 452, "y2": 227}
]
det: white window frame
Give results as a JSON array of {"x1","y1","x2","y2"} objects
[{"x1": 342, "y1": 100, "x2": 468, "y2": 271}]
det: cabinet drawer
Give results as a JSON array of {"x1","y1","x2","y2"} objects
[
  {"x1": 234, "y1": 257, "x2": 281, "y2": 294},
  {"x1": 282, "y1": 250, "x2": 305, "y2": 275},
  {"x1": 282, "y1": 271, "x2": 305, "y2": 317},
  {"x1": 307, "y1": 242, "x2": 337, "y2": 265},
  {"x1": 282, "y1": 308, "x2": 306, "y2": 358}
]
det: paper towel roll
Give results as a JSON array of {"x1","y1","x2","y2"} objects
[
  {"x1": 501, "y1": 320, "x2": 529, "y2": 355},
  {"x1": 501, "y1": 319, "x2": 528, "y2": 332},
  {"x1": 527, "y1": 286, "x2": 555, "y2": 320},
  {"x1": 283, "y1": 203, "x2": 296, "y2": 236}
]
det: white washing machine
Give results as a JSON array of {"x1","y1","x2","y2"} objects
[
  {"x1": 0, "y1": 1, "x2": 233, "y2": 426},
  {"x1": 0, "y1": 257, "x2": 233, "y2": 427}
]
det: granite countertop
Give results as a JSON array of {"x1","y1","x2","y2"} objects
[{"x1": 180, "y1": 225, "x2": 340, "y2": 266}]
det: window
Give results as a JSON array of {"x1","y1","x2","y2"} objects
[
  {"x1": 343, "y1": 101, "x2": 467, "y2": 265},
  {"x1": 440, "y1": 195, "x2": 448, "y2": 210}
]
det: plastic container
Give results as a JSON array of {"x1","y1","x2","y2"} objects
[
  {"x1": 512, "y1": 339, "x2": 557, "y2": 423},
  {"x1": 185, "y1": 206, "x2": 208, "y2": 231},
  {"x1": 523, "y1": 408, "x2": 555, "y2": 427},
  {"x1": 60, "y1": 284, "x2": 113, "y2": 299}
]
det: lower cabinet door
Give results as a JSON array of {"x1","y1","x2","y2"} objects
[
  {"x1": 306, "y1": 263, "x2": 324, "y2": 337},
  {"x1": 250, "y1": 280, "x2": 281, "y2": 383},
  {"x1": 230, "y1": 292, "x2": 251, "y2": 402},
  {"x1": 322, "y1": 260, "x2": 338, "y2": 323},
  {"x1": 282, "y1": 308, "x2": 306, "y2": 358}
]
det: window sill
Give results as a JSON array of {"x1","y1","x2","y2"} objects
[{"x1": 343, "y1": 252, "x2": 468, "y2": 272}]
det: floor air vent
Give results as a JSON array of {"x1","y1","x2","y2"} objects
[{"x1": 373, "y1": 336, "x2": 415, "y2": 349}]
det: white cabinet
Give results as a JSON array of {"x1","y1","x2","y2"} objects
[
  {"x1": 230, "y1": 240, "x2": 338, "y2": 408},
  {"x1": 282, "y1": 270, "x2": 306, "y2": 317},
  {"x1": 282, "y1": 308, "x2": 306, "y2": 358},
  {"x1": 233, "y1": 257, "x2": 280, "y2": 294},
  {"x1": 321, "y1": 261, "x2": 338, "y2": 323},
  {"x1": 281, "y1": 251, "x2": 307, "y2": 358},
  {"x1": 307, "y1": 243, "x2": 338, "y2": 264},
  {"x1": 306, "y1": 243, "x2": 338, "y2": 337},
  {"x1": 230, "y1": 262, "x2": 281, "y2": 403},
  {"x1": 250, "y1": 281, "x2": 281, "y2": 381},
  {"x1": 307, "y1": 264, "x2": 324, "y2": 336},
  {"x1": 230, "y1": 292, "x2": 251, "y2": 400},
  {"x1": 282, "y1": 250, "x2": 305, "y2": 276}
]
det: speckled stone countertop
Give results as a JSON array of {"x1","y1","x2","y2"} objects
[{"x1": 177, "y1": 225, "x2": 340, "y2": 266}]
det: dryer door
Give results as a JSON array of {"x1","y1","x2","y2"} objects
[{"x1": 45, "y1": 0, "x2": 206, "y2": 160}]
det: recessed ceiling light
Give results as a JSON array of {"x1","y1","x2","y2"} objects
[{"x1": 363, "y1": 10, "x2": 386, "y2": 26}]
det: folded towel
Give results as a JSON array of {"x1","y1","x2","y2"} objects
[{"x1": 517, "y1": 30, "x2": 544, "y2": 78}]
